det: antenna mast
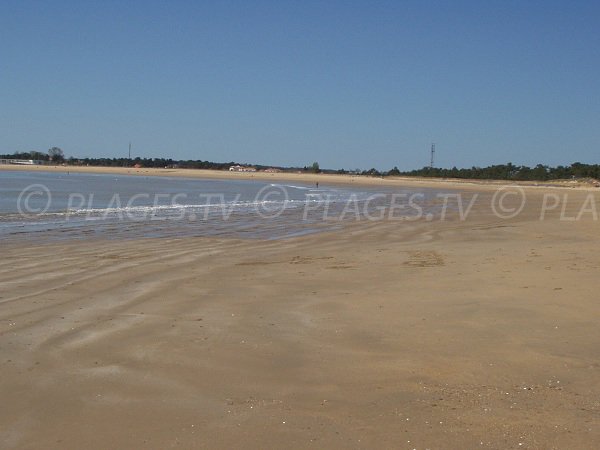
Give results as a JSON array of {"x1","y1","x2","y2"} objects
[
  {"x1": 128, "y1": 142, "x2": 131, "y2": 160},
  {"x1": 430, "y1": 143, "x2": 435, "y2": 168}
]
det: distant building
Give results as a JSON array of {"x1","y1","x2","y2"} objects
[
  {"x1": 229, "y1": 165, "x2": 257, "y2": 172},
  {"x1": 0, "y1": 159, "x2": 43, "y2": 165},
  {"x1": 263, "y1": 168, "x2": 281, "y2": 173}
]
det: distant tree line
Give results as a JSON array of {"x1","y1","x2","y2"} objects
[
  {"x1": 395, "y1": 162, "x2": 600, "y2": 181},
  {"x1": 2, "y1": 150, "x2": 599, "y2": 181},
  {"x1": 1, "y1": 148, "x2": 65, "y2": 162},
  {"x1": 331, "y1": 162, "x2": 600, "y2": 180},
  {"x1": 1, "y1": 151, "x2": 51, "y2": 161}
]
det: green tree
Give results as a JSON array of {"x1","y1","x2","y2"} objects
[
  {"x1": 48, "y1": 147, "x2": 64, "y2": 162},
  {"x1": 387, "y1": 166, "x2": 401, "y2": 176},
  {"x1": 363, "y1": 168, "x2": 382, "y2": 177}
]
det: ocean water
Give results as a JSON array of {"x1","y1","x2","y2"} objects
[{"x1": 0, "y1": 170, "x2": 442, "y2": 242}]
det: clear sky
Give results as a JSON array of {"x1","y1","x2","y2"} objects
[{"x1": 1, "y1": 1, "x2": 599, "y2": 170}]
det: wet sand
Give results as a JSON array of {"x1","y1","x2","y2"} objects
[{"x1": 1, "y1": 187, "x2": 599, "y2": 448}]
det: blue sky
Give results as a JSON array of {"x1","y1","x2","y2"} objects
[{"x1": 1, "y1": 1, "x2": 599, "y2": 170}]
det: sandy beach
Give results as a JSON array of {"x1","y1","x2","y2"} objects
[
  {"x1": 2, "y1": 163, "x2": 598, "y2": 191},
  {"x1": 1, "y1": 175, "x2": 600, "y2": 448}
]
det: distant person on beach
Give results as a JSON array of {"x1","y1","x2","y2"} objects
[{"x1": 316, "y1": 182, "x2": 319, "y2": 189}]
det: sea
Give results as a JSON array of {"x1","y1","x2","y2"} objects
[{"x1": 0, "y1": 170, "x2": 443, "y2": 242}]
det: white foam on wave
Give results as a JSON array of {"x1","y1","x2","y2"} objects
[
  {"x1": 270, "y1": 183, "x2": 313, "y2": 190},
  {"x1": 36, "y1": 197, "x2": 328, "y2": 218}
]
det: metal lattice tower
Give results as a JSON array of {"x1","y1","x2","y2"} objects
[{"x1": 430, "y1": 143, "x2": 435, "y2": 168}]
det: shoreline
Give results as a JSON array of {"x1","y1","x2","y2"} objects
[
  {"x1": 4, "y1": 166, "x2": 598, "y2": 247},
  {"x1": 2, "y1": 163, "x2": 598, "y2": 191}
]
